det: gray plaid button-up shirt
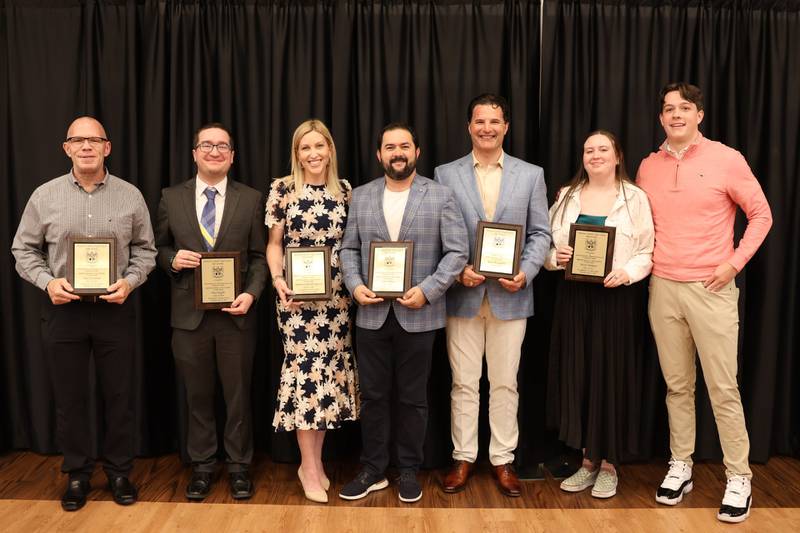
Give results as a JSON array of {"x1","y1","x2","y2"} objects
[{"x1": 12, "y1": 171, "x2": 156, "y2": 291}]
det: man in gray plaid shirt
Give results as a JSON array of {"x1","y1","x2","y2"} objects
[{"x1": 11, "y1": 116, "x2": 156, "y2": 511}]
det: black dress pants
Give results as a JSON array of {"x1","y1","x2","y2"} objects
[
  {"x1": 172, "y1": 311, "x2": 255, "y2": 473},
  {"x1": 41, "y1": 298, "x2": 136, "y2": 479},
  {"x1": 356, "y1": 308, "x2": 435, "y2": 475}
]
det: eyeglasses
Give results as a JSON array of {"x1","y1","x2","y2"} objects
[
  {"x1": 195, "y1": 142, "x2": 232, "y2": 154},
  {"x1": 66, "y1": 136, "x2": 108, "y2": 147}
]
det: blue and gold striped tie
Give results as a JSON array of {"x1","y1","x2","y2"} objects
[{"x1": 200, "y1": 187, "x2": 217, "y2": 251}]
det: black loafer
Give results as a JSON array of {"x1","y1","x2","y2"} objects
[
  {"x1": 61, "y1": 478, "x2": 91, "y2": 512},
  {"x1": 229, "y1": 471, "x2": 253, "y2": 500},
  {"x1": 108, "y1": 476, "x2": 138, "y2": 505},
  {"x1": 186, "y1": 471, "x2": 213, "y2": 501}
]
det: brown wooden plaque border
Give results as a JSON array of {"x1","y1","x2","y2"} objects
[
  {"x1": 194, "y1": 251, "x2": 241, "y2": 309},
  {"x1": 473, "y1": 221, "x2": 523, "y2": 279},
  {"x1": 285, "y1": 246, "x2": 332, "y2": 302},
  {"x1": 67, "y1": 236, "x2": 117, "y2": 296},
  {"x1": 367, "y1": 241, "x2": 414, "y2": 299},
  {"x1": 565, "y1": 223, "x2": 616, "y2": 283}
]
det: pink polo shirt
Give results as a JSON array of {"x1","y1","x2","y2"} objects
[{"x1": 636, "y1": 135, "x2": 772, "y2": 281}]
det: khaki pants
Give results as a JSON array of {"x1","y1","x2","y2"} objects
[
  {"x1": 446, "y1": 297, "x2": 527, "y2": 466},
  {"x1": 648, "y1": 275, "x2": 752, "y2": 479}
]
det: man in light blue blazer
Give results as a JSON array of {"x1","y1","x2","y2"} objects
[
  {"x1": 339, "y1": 123, "x2": 468, "y2": 504},
  {"x1": 435, "y1": 94, "x2": 550, "y2": 497}
]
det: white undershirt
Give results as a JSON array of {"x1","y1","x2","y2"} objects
[
  {"x1": 383, "y1": 187, "x2": 410, "y2": 241},
  {"x1": 195, "y1": 176, "x2": 227, "y2": 236}
]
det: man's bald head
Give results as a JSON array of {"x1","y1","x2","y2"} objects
[{"x1": 66, "y1": 116, "x2": 107, "y2": 140}]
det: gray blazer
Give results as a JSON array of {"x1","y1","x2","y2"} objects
[
  {"x1": 340, "y1": 175, "x2": 468, "y2": 332},
  {"x1": 434, "y1": 154, "x2": 551, "y2": 320},
  {"x1": 155, "y1": 178, "x2": 267, "y2": 331}
]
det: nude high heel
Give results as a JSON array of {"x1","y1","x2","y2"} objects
[{"x1": 298, "y1": 467, "x2": 328, "y2": 503}]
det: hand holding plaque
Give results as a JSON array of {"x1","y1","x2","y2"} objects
[
  {"x1": 473, "y1": 221, "x2": 523, "y2": 279},
  {"x1": 194, "y1": 251, "x2": 241, "y2": 309},
  {"x1": 565, "y1": 223, "x2": 616, "y2": 283},
  {"x1": 67, "y1": 237, "x2": 116, "y2": 295},
  {"x1": 368, "y1": 241, "x2": 413, "y2": 298},
  {"x1": 285, "y1": 246, "x2": 332, "y2": 302}
]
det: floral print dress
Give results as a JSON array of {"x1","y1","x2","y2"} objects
[{"x1": 266, "y1": 178, "x2": 359, "y2": 431}]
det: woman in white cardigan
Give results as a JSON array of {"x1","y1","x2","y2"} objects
[{"x1": 545, "y1": 130, "x2": 654, "y2": 499}]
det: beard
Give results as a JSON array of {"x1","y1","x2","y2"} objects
[{"x1": 383, "y1": 155, "x2": 417, "y2": 181}]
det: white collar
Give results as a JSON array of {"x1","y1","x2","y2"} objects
[{"x1": 196, "y1": 175, "x2": 228, "y2": 198}]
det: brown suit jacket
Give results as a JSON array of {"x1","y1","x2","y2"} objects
[{"x1": 155, "y1": 178, "x2": 267, "y2": 330}]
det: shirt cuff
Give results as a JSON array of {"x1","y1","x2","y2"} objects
[
  {"x1": 124, "y1": 274, "x2": 141, "y2": 291},
  {"x1": 36, "y1": 272, "x2": 55, "y2": 292},
  {"x1": 727, "y1": 254, "x2": 746, "y2": 273}
]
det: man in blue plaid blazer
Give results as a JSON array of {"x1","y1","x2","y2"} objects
[
  {"x1": 435, "y1": 94, "x2": 551, "y2": 498},
  {"x1": 339, "y1": 123, "x2": 468, "y2": 503}
]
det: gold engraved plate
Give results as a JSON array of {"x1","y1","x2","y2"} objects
[
  {"x1": 371, "y1": 247, "x2": 407, "y2": 293},
  {"x1": 291, "y1": 250, "x2": 326, "y2": 295},
  {"x1": 200, "y1": 257, "x2": 236, "y2": 303},
  {"x1": 571, "y1": 230, "x2": 609, "y2": 277},
  {"x1": 73, "y1": 242, "x2": 111, "y2": 289},
  {"x1": 479, "y1": 227, "x2": 516, "y2": 275}
]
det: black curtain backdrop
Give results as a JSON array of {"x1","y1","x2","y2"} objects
[{"x1": 1, "y1": 0, "x2": 797, "y2": 472}]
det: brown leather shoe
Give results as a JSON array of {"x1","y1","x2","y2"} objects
[
  {"x1": 442, "y1": 460, "x2": 475, "y2": 493},
  {"x1": 493, "y1": 463, "x2": 521, "y2": 497}
]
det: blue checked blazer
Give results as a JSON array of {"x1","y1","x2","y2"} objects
[
  {"x1": 340, "y1": 175, "x2": 468, "y2": 332},
  {"x1": 434, "y1": 154, "x2": 551, "y2": 320}
]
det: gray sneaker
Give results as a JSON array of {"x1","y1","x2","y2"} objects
[
  {"x1": 591, "y1": 470, "x2": 618, "y2": 498},
  {"x1": 398, "y1": 470, "x2": 422, "y2": 503},
  {"x1": 560, "y1": 467, "x2": 598, "y2": 493},
  {"x1": 339, "y1": 470, "x2": 389, "y2": 500}
]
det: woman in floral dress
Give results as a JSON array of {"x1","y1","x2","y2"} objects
[{"x1": 266, "y1": 119, "x2": 358, "y2": 503}]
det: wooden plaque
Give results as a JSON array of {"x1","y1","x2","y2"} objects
[
  {"x1": 565, "y1": 223, "x2": 616, "y2": 283},
  {"x1": 67, "y1": 236, "x2": 116, "y2": 296},
  {"x1": 194, "y1": 251, "x2": 241, "y2": 309},
  {"x1": 473, "y1": 221, "x2": 523, "y2": 279},
  {"x1": 367, "y1": 241, "x2": 414, "y2": 298},
  {"x1": 285, "y1": 246, "x2": 332, "y2": 302}
]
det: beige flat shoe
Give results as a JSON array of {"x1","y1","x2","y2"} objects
[
  {"x1": 298, "y1": 467, "x2": 328, "y2": 503},
  {"x1": 322, "y1": 474, "x2": 330, "y2": 492}
]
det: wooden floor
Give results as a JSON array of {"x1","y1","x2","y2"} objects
[{"x1": 0, "y1": 452, "x2": 798, "y2": 532}]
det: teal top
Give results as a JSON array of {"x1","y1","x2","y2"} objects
[{"x1": 576, "y1": 213, "x2": 607, "y2": 226}]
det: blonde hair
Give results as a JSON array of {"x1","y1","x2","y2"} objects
[{"x1": 280, "y1": 119, "x2": 341, "y2": 197}]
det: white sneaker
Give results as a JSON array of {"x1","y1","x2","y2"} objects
[
  {"x1": 655, "y1": 459, "x2": 693, "y2": 505},
  {"x1": 717, "y1": 476, "x2": 752, "y2": 523}
]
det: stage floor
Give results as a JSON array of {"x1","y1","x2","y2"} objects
[{"x1": 0, "y1": 452, "x2": 798, "y2": 532}]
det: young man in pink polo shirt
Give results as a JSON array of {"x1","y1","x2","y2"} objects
[{"x1": 637, "y1": 82, "x2": 772, "y2": 523}]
